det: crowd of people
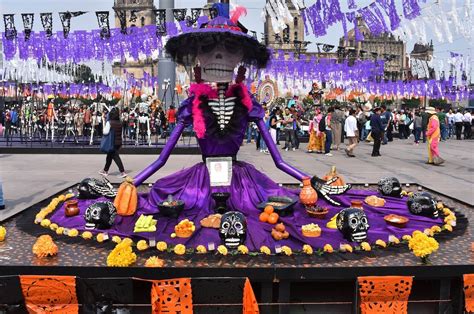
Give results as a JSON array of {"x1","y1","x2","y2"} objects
[
  {"x1": 245, "y1": 98, "x2": 473, "y2": 165},
  {"x1": 0, "y1": 96, "x2": 181, "y2": 145}
]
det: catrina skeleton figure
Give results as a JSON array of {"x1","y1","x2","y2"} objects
[{"x1": 122, "y1": 4, "x2": 350, "y2": 218}]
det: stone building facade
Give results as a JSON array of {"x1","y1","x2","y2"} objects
[{"x1": 112, "y1": 0, "x2": 157, "y2": 80}]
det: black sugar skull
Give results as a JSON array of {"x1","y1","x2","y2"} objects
[
  {"x1": 378, "y1": 177, "x2": 402, "y2": 197},
  {"x1": 407, "y1": 192, "x2": 438, "y2": 218},
  {"x1": 77, "y1": 178, "x2": 117, "y2": 199},
  {"x1": 219, "y1": 211, "x2": 247, "y2": 249},
  {"x1": 336, "y1": 207, "x2": 370, "y2": 242},
  {"x1": 84, "y1": 201, "x2": 117, "y2": 229}
]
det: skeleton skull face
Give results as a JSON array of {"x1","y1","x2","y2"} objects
[
  {"x1": 407, "y1": 192, "x2": 439, "y2": 218},
  {"x1": 219, "y1": 211, "x2": 247, "y2": 249},
  {"x1": 378, "y1": 177, "x2": 402, "y2": 197},
  {"x1": 197, "y1": 38, "x2": 243, "y2": 83},
  {"x1": 84, "y1": 201, "x2": 117, "y2": 229},
  {"x1": 336, "y1": 207, "x2": 370, "y2": 242}
]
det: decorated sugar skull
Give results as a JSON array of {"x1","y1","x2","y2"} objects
[
  {"x1": 219, "y1": 211, "x2": 247, "y2": 249},
  {"x1": 77, "y1": 178, "x2": 117, "y2": 199},
  {"x1": 378, "y1": 177, "x2": 402, "y2": 197},
  {"x1": 197, "y1": 37, "x2": 244, "y2": 83},
  {"x1": 407, "y1": 192, "x2": 438, "y2": 218},
  {"x1": 336, "y1": 207, "x2": 370, "y2": 242},
  {"x1": 84, "y1": 201, "x2": 117, "y2": 229}
]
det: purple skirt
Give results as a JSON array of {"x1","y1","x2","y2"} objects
[{"x1": 49, "y1": 161, "x2": 445, "y2": 252}]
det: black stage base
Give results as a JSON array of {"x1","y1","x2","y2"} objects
[{"x1": 0, "y1": 184, "x2": 473, "y2": 313}]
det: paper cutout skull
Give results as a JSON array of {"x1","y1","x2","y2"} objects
[
  {"x1": 407, "y1": 192, "x2": 439, "y2": 218},
  {"x1": 84, "y1": 201, "x2": 117, "y2": 230},
  {"x1": 336, "y1": 207, "x2": 370, "y2": 242},
  {"x1": 77, "y1": 178, "x2": 117, "y2": 199},
  {"x1": 377, "y1": 177, "x2": 402, "y2": 197},
  {"x1": 197, "y1": 38, "x2": 243, "y2": 83},
  {"x1": 219, "y1": 211, "x2": 247, "y2": 249}
]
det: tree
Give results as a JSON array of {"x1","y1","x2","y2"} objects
[{"x1": 74, "y1": 65, "x2": 95, "y2": 84}]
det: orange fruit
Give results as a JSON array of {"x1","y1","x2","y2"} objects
[
  {"x1": 259, "y1": 212, "x2": 269, "y2": 222},
  {"x1": 267, "y1": 212, "x2": 279, "y2": 224},
  {"x1": 264, "y1": 205, "x2": 274, "y2": 214}
]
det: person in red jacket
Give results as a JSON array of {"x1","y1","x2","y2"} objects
[{"x1": 166, "y1": 105, "x2": 177, "y2": 134}]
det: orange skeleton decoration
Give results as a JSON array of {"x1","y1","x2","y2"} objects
[
  {"x1": 358, "y1": 276, "x2": 413, "y2": 314},
  {"x1": 19, "y1": 275, "x2": 78, "y2": 314},
  {"x1": 151, "y1": 278, "x2": 193, "y2": 313},
  {"x1": 463, "y1": 274, "x2": 474, "y2": 312}
]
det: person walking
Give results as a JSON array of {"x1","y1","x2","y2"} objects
[
  {"x1": 463, "y1": 110, "x2": 472, "y2": 139},
  {"x1": 454, "y1": 109, "x2": 464, "y2": 140},
  {"x1": 344, "y1": 108, "x2": 358, "y2": 157},
  {"x1": 283, "y1": 108, "x2": 297, "y2": 151},
  {"x1": 0, "y1": 177, "x2": 5, "y2": 210},
  {"x1": 269, "y1": 108, "x2": 282, "y2": 145},
  {"x1": 436, "y1": 107, "x2": 448, "y2": 141},
  {"x1": 370, "y1": 107, "x2": 383, "y2": 157},
  {"x1": 380, "y1": 105, "x2": 392, "y2": 145},
  {"x1": 413, "y1": 110, "x2": 422, "y2": 145},
  {"x1": 324, "y1": 107, "x2": 334, "y2": 156},
  {"x1": 166, "y1": 105, "x2": 177, "y2": 135},
  {"x1": 307, "y1": 107, "x2": 325, "y2": 153},
  {"x1": 331, "y1": 105, "x2": 343, "y2": 150},
  {"x1": 99, "y1": 108, "x2": 127, "y2": 177},
  {"x1": 426, "y1": 107, "x2": 445, "y2": 165},
  {"x1": 447, "y1": 109, "x2": 455, "y2": 138}
]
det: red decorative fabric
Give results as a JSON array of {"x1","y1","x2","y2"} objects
[
  {"x1": 151, "y1": 278, "x2": 193, "y2": 313},
  {"x1": 19, "y1": 275, "x2": 78, "y2": 314},
  {"x1": 358, "y1": 276, "x2": 413, "y2": 314}
]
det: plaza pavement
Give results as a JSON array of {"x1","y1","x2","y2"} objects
[{"x1": 0, "y1": 137, "x2": 473, "y2": 221}]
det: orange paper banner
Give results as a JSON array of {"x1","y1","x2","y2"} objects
[
  {"x1": 358, "y1": 276, "x2": 413, "y2": 314},
  {"x1": 243, "y1": 278, "x2": 259, "y2": 313},
  {"x1": 464, "y1": 274, "x2": 474, "y2": 312},
  {"x1": 151, "y1": 278, "x2": 193, "y2": 313},
  {"x1": 19, "y1": 275, "x2": 78, "y2": 314}
]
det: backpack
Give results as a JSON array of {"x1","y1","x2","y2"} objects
[{"x1": 318, "y1": 115, "x2": 326, "y2": 132}]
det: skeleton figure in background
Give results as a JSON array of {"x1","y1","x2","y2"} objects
[
  {"x1": 61, "y1": 109, "x2": 78, "y2": 143},
  {"x1": 74, "y1": 109, "x2": 85, "y2": 137},
  {"x1": 136, "y1": 96, "x2": 151, "y2": 146},
  {"x1": 45, "y1": 100, "x2": 58, "y2": 142}
]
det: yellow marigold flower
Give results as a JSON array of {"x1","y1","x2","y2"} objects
[
  {"x1": 443, "y1": 208, "x2": 452, "y2": 216},
  {"x1": 412, "y1": 230, "x2": 423, "y2": 237},
  {"x1": 260, "y1": 246, "x2": 271, "y2": 255},
  {"x1": 156, "y1": 241, "x2": 168, "y2": 252},
  {"x1": 302, "y1": 244, "x2": 313, "y2": 255},
  {"x1": 137, "y1": 240, "x2": 149, "y2": 251},
  {"x1": 281, "y1": 246, "x2": 292, "y2": 256},
  {"x1": 431, "y1": 225, "x2": 442, "y2": 233},
  {"x1": 122, "y1": 238, "x2": 133, "y2": 245},
  {"x1": 375, "y1": 239, "x2": 387, "y2": 248},
  {"x1": 361, "y1": 242, "x2": 371, "y2": 251},
  {"x1": 40, "y1": 219, "x2": 51, "y2": 228},
  {"x1": 174, "y1": 244, "x2": 186, "y2": 255},
  {"x1": 65, "y1": 193, "x2": 75, "y2": 199},
  {"x1": 444, "y1": 214, "x2": 456, "y2": 223},
  {"x1": 408, "y1": 232, "x2": 439, "y2": 258},
  {"x1": 217, "y1": 245, "x2": 228, "y2": 256},
  {"x1": 402, "y1": 235, "x2": 412, "y2": 241},
  {"x1": 340, "y1": 244, "x2": 353, "y2": 253},
  {"x1": 323, "y1": 244, "x2": 334, "y2": 253},
  {"x1": 96, "y1": 233, "x2": 106, "y2": 243},
  {"x1": 401, "y1": 190, "x2": 408, "y2": 196},
  {"x1": 196, "y1": 245, "x2": 207, "y2": 254},
  {"x1": 107, "y1": 241, "x2": 137, "y2": 267},
  {"x1": 82, "y1": 231, "x2": 93, "y2": 240},
  {"x1": 388, "y1": 235, "x2": 400, "y2": 244},
  {"x1": 112, "y1": 236, "x2": 122, "y2": 244},
  {"x1": 424, "y1": 228, "x2": 434, "y2": 236},
  {"x1": 436, "y1": 202, "x2": 444, "y2": 209},
  {"x1": 408, "y1": 192, "x2": 414, "y2": 197},
  {"x1": 0, "y1": 226, "x2": 6, "y2": 242},
  {"x1": 68, "y1": 229, "x2": 79, "y2": 237},
  {"x1": 237, "y1": 245, "x2": 249, "y2": 254},
  {"x1": 145, "y1": 256, "x2": 164, "y2": 267},
  {"x1": 443, "y1": 224, "x2": 453, "y2": 232},
  {"x1": 56, "y1": 227, "x2": 65, "y2": 235},
  {"x1": 170, "y1": 233, "x2": 177, "y2": 238},
  {"x1": 49, "y1": 223, "x2": 59, "y2": 231}
]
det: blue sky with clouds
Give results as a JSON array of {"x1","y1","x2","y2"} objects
[{"x1": 1, "y1": 0, "x2": 472, "y2": 66}]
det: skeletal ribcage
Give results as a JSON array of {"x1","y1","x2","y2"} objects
[{"x1": 208, "y1": 96, "x2": 236, "y2": 131}]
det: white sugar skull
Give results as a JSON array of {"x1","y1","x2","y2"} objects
[{"x1": 197, "y1": 38, "x2": 243, "y2": 83}]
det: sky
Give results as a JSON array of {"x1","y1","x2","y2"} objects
[{"x1": 0, "y1": 0, "x2": 472, "y2": 74}]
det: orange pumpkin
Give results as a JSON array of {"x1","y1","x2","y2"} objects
[
  {"x1": 114, "y1": 177, "x2": 138, "y2": 216},
  {"x1": 323, "y1": 166, "x2": 345, "y2": 186}
]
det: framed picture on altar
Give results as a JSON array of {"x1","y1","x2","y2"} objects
[{"x1": 206, "y1": 157, "x2": 233, "y2": 187}]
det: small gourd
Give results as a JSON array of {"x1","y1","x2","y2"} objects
[
  {"x1": 114, "y1": 177, "x2": 138, "y2": 216},
  {"x1": 323, "y1": 166, "x2": 345, "y2": 186}
]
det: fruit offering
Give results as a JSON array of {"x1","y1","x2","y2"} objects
[
  {"x1": 175, "y1": 219, "x2": 196, "y2": 238},
  {"x1": 271, "y1": 223, "x2": 289, "y2": 241},
  {"x1": 301, "y1": 223, "x2": 322, "y2": 237},
  {"x1": 259, "y1": 206, "x2": 279, "y2": 225},
  {"x1": 133, "y1": 215, "x2": 158, "y2": 233},
  {"x1": 200, "y1": 214, "x2": 222, "y2": 229}
]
